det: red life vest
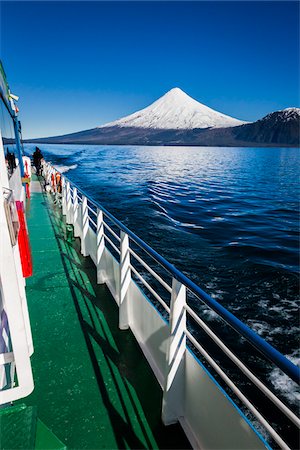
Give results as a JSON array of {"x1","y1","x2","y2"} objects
[{"x1": 16, "y1": 201, "x2": 33, "y2": 278}]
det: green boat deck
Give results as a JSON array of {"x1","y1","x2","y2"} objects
[{"x1": 20, "y1": 177, "x2": 190, "y2": 449}]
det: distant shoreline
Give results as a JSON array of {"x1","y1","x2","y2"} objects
[{"x1": 22, "y1": 140, "x2": 299, "y2": 149}]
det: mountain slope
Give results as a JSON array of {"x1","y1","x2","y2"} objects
[
  {"x1": 233, "y1": 108, "x2": 300, "y2": 146},
  {"x1": 100, "y1": 87, "x2": 247, "y2": 130}
]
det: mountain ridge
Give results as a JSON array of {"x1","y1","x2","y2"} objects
[
  {"x1": 26, "y1": 89, "x2": 300, "y2": 147},
  {"x1": 233, "y1": 108, "x2": 300, "y2": 145}
]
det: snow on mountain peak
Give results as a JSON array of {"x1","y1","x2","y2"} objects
[
  {"x1": 163, "y1": 87, "x2": 188, "y2": 99},
  {"x1": 281, "y1": 107, "x2": 300, "y2": 116},
  {"x1": 99, "y1": 88, "x2": 248, "y2": 130},
  {"x1": 262, "y1": 107, "x2": 300, "y2": 123}
]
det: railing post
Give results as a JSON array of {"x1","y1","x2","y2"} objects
[
  {"x1": 45, "y1": 164, "x2": 50, "y2": 185},
  {"x1": 66, "y1": 181, "x2": 72, "y2": 224},
  {"x1": 81, "y1": 195, "x2": 89, "y2": 257},
  {"x1": 162, "y1": 278, "x2": 186, "y2": 425},
  {"x1": 52, "y1": 170, "x2": 57, "y2": 203},
  {"x1": 97, "y1": 208, "x2": 106, "y2": 283},
  {"x1": 73, "y1": 187, "x2": 80, "y2": 237},
  {"x1": 119, "y1": 231, "x2": 131, "y2": 330},
  {"x1": 62, "y1": 176, "x2": 67, "y2": 216}
]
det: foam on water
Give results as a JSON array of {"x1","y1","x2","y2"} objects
[
  {"x1": 269, "y1": 351, "x2": 300, "y2": 405},
  {"x1": 54, "y1": 164, "x2": 78, "y2": 173}
]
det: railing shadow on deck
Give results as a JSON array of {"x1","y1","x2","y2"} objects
[{"x1": 45, "y1": 193, "x2": 191, "y2": 450}]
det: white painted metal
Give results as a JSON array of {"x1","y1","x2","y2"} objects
[
  {"x1": 186, "y1": 330, "x2": 290, "y2": 450},
  {"x1": 62, "y1": 176, "x2": 67, "y2": 215},
  {"x1": 87, "y1": 226, "x2": 97, "y2": 266},
  {"x1": 8, "y1": 171, "x2": 33, "y2": 358},
  {"x1": 162, "y1": 279, "x2": 186, "y2": 425},
  {"x1": 81, "y1": 195, "x2": 89, "y2": 257},
  {"x1": 103, "y1": 221, "x2": 121, "y2": 243},
  {"x1": 66, "y1": 181, "x2": 72, "y2": 224},
  {"x1": 130, "y1": 265, "x2": 170, "y2": 313},
  {"x1": 87, "y1": 204, "x2": 97, "y2": 216},
  {"x1": 96, "y1": 208, "x2": 106, "y2": 284},
  {"x1": 182, "y1": 348, "x2": 266, "y2": 450},
  {"x1": 88, "y1": 216, "x2": 97, "y2": 228},
  {"x1": 185, "y1": 304, "x2": 300, "y2": 428},
  {"x1": 0, "y1": 352, "x2": 14, "y2": 365},
  {"x1": 9, "y1": 166, "x2": 24, "y2": 203},
  {"x1": 128, "y1": 278, "x2": 169, "y2": 387},
  {"x1": 119, "y1": 231, "x2": 131, "y2": 330},
  {"x1": 0, "y1": 130, "x2": 34, "y2": 403},
  {"x1": 130, "y1": 248, "x2": 172, "y2": 293},
  {"x1": 104, "y1": 234, "x2": 120, "y2": 255},
  {"x1": 73, "y1": 187, "x2": 80, "y2": 237}
]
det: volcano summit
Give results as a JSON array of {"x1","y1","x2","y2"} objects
[{"x1": 99, "y1": 87, "x2": 246, "y2": 130}]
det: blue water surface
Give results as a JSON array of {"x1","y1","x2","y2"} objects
[{"x1": 25, "y1": 144, "x2": 300, "y2": 369}]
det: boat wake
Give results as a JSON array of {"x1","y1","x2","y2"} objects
[
  {"x1": 54, "y1": 164, "x2": 78, "y2": 173},
  {"x1": 269, "y1": 351, "x2": 300, "y2": 405}
]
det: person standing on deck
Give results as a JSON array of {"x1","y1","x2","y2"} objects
[
  {"x1": 6, "y1": 149, "x2": 12, "y2": 174},
  {"x1": 6, "y1": 149, "x2": 16, "y2": 175},
  {"x1": 32, "y1": 147, "x2": 43, "y2": 176},
  {"x1": 11, "y1": 152, "x2": 16, "y2": 171}
]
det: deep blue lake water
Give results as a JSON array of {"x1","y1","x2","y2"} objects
[{"x1": 25, "y1": 143, "x2": 299, "y2": 405}]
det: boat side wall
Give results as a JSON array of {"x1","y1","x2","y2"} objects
[{"x1": 0, "y1": 131, "x2": 34, "y2": 404}]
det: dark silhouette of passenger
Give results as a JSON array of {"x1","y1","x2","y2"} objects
[
  {"x1": 11, "y1": 152, "x2": 16, "y2": 170},
  {"x1": 5, "y1": 150, "x2": 10, "y2": 173},
  {"x1": 6, "y1": 149, "x2": 16, "y2": 175},
  {"x1": 33, "y1": 147, "x2": 43, "y2": 176}
]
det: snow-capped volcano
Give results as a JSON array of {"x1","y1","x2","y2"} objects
[
  {"x1": 99, "y1": 87, "x2": 247, "y2": 130},
  {"x1": 30, "y1": 90, "x2": 298, "y2": 146}
]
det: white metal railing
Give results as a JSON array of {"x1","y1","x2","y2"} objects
[{"x1": 44, "y1": 161, "x2": 300, "y2": 450}]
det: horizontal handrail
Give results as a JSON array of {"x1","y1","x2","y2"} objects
[
  {"x1": 130, "y1": 248, "x2": 172, "y2": 294},
  {"x1": 185, "y1": 304, "x2": 300, "y2": 427},
  {"x1": 186, "y1": 329, "x2": 291, "y2": 450},
  {"x1": 49, "y1": 164, "x2": 300, "y2": 385},
  {"x1": 87, "y1": 203, "x2": 97, "y2": 216},
  {"x1": 130, "y1": 264, "x2": 170, "y2": 313},
  {"x1": 103, "y1": 221, "x2": 121, "y2": 243},
  {"x1": 88, "y1": 216, "x2": 97, "y2": 228},
  {"x1": 104, "y1": 234, "x2": 121, "y2": 255}
]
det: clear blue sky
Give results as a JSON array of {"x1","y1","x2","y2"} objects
[{"x1": 1, "y1": 1, "x2": 299, "y2": 138}]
